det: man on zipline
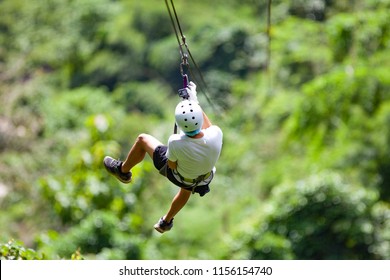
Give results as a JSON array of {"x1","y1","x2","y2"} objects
[{"x1": 103, "y1": 82, "x2": 223, "y2": 233}]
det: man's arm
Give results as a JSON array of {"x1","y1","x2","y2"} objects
[
  {"x1": 186, "y1": 81, "x2": 213, "y2": 130},
  {"x1": 202, "y1": 111, "x2": 212, "y2": 129}
]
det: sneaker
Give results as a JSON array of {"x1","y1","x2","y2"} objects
[
  {"x1": 154, "y1": 217, "x2": 174, "y2": 233},
  {"x1": 103, "y1": 156, "x2": 132, "y2": 183}
]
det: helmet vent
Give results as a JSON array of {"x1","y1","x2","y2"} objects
[{"x1": 175, "y1": 100, "x2": 203, "y2": 133}]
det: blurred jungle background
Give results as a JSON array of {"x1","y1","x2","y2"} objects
[{"x1": 1, "y1": 0, "x2": 390, "y2": 260}]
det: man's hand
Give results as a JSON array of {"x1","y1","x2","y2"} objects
[{"x1": 187, "y1": 81, "x2": 199, "y2": 104}]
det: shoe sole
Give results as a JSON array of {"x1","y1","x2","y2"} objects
[
  {"x1": 153, "y1": 225, "x2": 171, "y2": 234},
  {"x1": 154, "y1": 226, "x2": 164, "y2": 233}
]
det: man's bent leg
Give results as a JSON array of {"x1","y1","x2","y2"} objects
[{"x1": 121, "y1": 133, "x2": 163, "y2": 173}]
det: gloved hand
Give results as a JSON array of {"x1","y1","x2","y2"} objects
[{"x1": 187, "y1": 81, "x2": 199, "y2": 104}]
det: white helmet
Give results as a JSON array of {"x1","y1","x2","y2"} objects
[{"x1": 175, "y1": 100, "x2": 203, "y2": 136}]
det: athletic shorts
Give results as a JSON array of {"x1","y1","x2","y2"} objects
[{"x1": 153, "y1": 145, "x2": 210, "y2": 197}]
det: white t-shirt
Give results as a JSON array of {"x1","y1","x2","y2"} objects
[{"x1": 166, "y1": 125, "x2": 223, "y2": 179}]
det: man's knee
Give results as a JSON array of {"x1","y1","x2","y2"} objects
[
  {"x1": 137, "y1": 133, "x2": 151, "y2": 144},
  {"x1": 136, "y1": 133, "x2": 162, "y2": 156}
]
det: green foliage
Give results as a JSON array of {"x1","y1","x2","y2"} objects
[
  {"x1": 327, "y1": 9, "x2": 390, "y2": 62},
  {"x1": 1, "y1": 240, "x2": 44, "y2": 260},
  {"x1": 41, "y1": 87, "x2": 115, "y2": 136},
  {"x1": 36, "y1": 211, "x2": 143, "y2": 259},
  {"x1": 113, "y1": 81, "x2": 174, "y2": 118},
  {"x1": 272, "y1": 17, "x2": 332, "y2": 87},
  {"x1": 229, "y1": 172, "x2": 390, "y2": 260},
  {"x1": 284, "y1": 64, "x2": 389, "y2": 146}
]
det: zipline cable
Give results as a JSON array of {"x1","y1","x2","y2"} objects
[
  {"x1": 164, "y1": 0, "x2": 217, "y2": 112},
  {"x1": 164, "y1": 0, "x2": 186, "y2": 71},
  {"x1": 265, "y1": 0, "x2": 272, "y2": 94}
]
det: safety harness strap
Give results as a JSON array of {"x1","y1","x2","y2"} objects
[{"x1": 173, "y1": 169, "x2": 214, "y2": 194}]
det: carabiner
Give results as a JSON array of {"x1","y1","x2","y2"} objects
[{"x1": 180, "y1": 53, "x2": 189, "y2": 77}]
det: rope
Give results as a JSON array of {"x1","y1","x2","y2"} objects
[
  {"x1": 164, "y1": 0, "x2": 187, "y2": 71},
  {"x1": 266, "y1": 0, "x2": 272, "y2": 94},
  {"x1": 164, "y1": 0, "x2": 217, "y2": 112}
]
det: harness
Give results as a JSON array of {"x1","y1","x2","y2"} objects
[
  {"x1": 173, "y1": 169, "x2": 214, "y2": 194},
  {"x1": 158, "y1": 161, "x2": 214, "y2": 195}
]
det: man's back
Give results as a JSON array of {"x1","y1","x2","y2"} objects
[{"x1": 167, "y1": 125, "x2": 223, "y2": 179}]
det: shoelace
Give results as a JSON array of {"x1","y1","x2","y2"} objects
[{"x1": 112, "y1": 159, "x2": 122, "y2": 168}]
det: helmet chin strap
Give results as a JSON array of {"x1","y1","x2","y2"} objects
[{"x1": 184, "y1": 129, "x2": 201, "y2": 137}]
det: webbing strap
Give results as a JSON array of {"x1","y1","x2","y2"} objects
[{"x1": 173, "y1": 169, "x2": 213, "y2": 193}]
